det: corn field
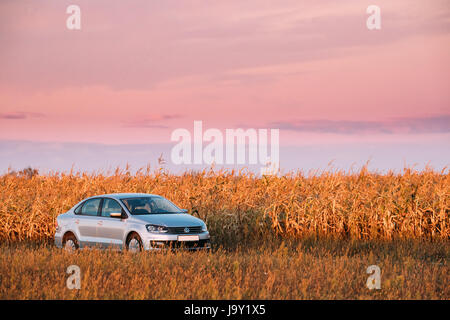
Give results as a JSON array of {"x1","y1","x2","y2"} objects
[
  {"x1": 0, "y1": 166, "x2": 449, "y2": 244},
  {"x1": 1, "y1": 240, "x2": 448, "y2": 299}
]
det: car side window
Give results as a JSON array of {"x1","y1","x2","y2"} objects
[
  {"x1": 101, "y1": 198, "x2": 123, "y2": 218},
  {"x1": 74, "y1": 202, "x2": 84, "y2": 214},
  {"x1": 79, "y1": 198, "x2": 101, "y2": 216}
]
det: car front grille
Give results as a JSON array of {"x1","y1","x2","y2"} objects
[
  {"x1": 167, "y1": 226, "x2": 203, "y2": 234},
  {"x1": 150, "y1": 239, "x2": 210, "y2": 250}
]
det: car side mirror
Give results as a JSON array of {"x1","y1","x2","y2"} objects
[
  {"x1": 181, "y1": 209, "x2": 188, "y2": 213},
  {"x1": 110, "y1": 209, "x2": 127, "y2": 219},
  {"x1": 110, "y1": 212, "x2": 122, "y2": 218}
]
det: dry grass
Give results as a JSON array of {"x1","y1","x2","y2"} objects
[
  {"x1": 0, "y1": 166, "x2": 448, "y2": 244},
  {"x1": 0, "y1": 167, "x2": 448, "y2": 299},
  {"x1": 0, "y1": 239, "x2": 448, "y2": 299}
]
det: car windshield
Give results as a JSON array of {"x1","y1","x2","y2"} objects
[{"x1": 121, "y1": 197, "x2": 181, "y2": 215}]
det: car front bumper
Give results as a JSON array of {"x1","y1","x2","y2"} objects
[{"x1": 141, "y1": 232, "x2": 211, "y2": 251}]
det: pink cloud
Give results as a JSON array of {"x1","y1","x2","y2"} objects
[
  {"x1": 0, "y1": 112, "x2": 45, "y2": 120},
  {"x1": 0, "y1": 0, "x2": 448, "y2": 150},
  {"x1": 122, "y1": 114, "x2": 184, "y2": 128},
  {"x1": 269, "y1": 114, "x2": 450, "y2": 134},
  {"x1": 0, "y1": 0, "x2": 449, "y2": 91}
]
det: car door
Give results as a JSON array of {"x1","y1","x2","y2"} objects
[
  {"x1": 74, "y1": 198, "x2": 103, "y2": 247},
  {"x1": 97, "y1": 198, "x2": 127, "y2": 249}
]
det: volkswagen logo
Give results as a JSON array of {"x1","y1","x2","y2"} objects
[{"x1": 184, "y1": 227, "x2": 190, "y2": 233}]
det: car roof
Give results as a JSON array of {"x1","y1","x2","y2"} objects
[{"x1": 86, "y1": 193, "x2": 162, "y2": 200}]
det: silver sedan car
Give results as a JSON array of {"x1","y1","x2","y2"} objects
[{"x1": 54, "y1": 193, "x2": 211, "y2": 251}]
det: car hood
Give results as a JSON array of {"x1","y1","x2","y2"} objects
[{"x1": 131, "y1": 213, "x2": 204, "y2": 227}]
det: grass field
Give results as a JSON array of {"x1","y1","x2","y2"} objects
[
  {"x1": 0, "y1": 239, "x2": 448, "y2": 299},
  {"x1": 1, "y1": 166, "x2": 449, "y2": 243},
  {"x1": 0, "y1": 167, "x2": 448, "y2": 299}
]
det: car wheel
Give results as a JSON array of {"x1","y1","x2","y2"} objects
[
  {"x1": 126, "y1": 233, "x2": 143, "y2": 252},
  {"x1": 63, "y1": 233, "x2": 79, "y2": 252}
]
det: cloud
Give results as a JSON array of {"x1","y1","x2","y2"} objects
[
  {"x1": 1, "y1": 0, "x2": 449, "y2": 91},
  {"x1": 270, "y1": 114, "x2": 450, "y2": 134},
  {"x1": 0, "y1": 112, "x2": 45, "y2": 120},
  {"x1": 122, "y1": 114, "x2": 183, "y2": 128}
]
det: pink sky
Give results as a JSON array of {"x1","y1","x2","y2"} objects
[{"x1": 0, "y1": 0, "x2": 449, "y2": 172}]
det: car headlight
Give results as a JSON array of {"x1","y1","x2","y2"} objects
[
  {"x1": 146, "y1": 224, "x2": 168, "y2": 233},
  {"x1": 201, "y1": 223, "x2": 208, "y2": 232}
]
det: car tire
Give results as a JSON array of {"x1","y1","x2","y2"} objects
[
  {"x1": 63, "y1": 233, "x2": 79, "y2": 251},
  {"x1": 126, "y1": 233, "x2": 143, "y2": 252}
]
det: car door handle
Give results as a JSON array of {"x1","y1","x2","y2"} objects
[
  {"x1": 75, "y1": 220, "x2": 79, "y2": 224},
  {"x1": 97, "y1": 221, "x2": 103, "y2": 226}
]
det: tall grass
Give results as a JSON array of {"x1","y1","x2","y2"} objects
[
  {"x1": 0, "y1": 240, "x2": 448, "y2": 299},
  {"x1": 0, "y1": 166, "x2": 448, "y2": 244}
]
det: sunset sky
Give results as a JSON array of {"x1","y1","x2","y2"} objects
[{"x1": 0, "y1": 0, "x2": 449, "y2": 173}]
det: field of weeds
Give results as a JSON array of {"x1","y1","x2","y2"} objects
[
  {"x1": 0, "y1": 167, "x2": 448, "y2": 299},
  {"x1": 0, "y1": 239, "x2": 448, "y2": 299},
  {"x1": 0, "y1": 167, "x2": 448, "y2": 244}
]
